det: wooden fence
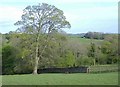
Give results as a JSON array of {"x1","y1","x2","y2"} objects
[{"x1": 87, "y1": 65, "x2": 118, "y2": 73}]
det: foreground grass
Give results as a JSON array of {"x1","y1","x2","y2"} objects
[
  {"x1": 0, "y1": 76, "x2": 2, "y2": 86},
  {"x1": 2, "y1": 72, "x2": 118, "y2": 85}
]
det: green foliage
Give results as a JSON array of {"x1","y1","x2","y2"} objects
[
  {"x1": 14, "y1": 58, "x2": 33, "y2": 74},
  {"x1": 2, "y1": 30, "x2": 118, "y2": 74},
  {"x1": 96, "y1": 52, "x2": 107, "y2": 64},
  {"x1": 55, "y1": 51, "x2": 75, "y2": 68},
  {"x1": 76, "y1": 56, "x2": 93, "y2": 66},
  {"x1": 87, "y1": 42, "x2": 96, "y2": 57},
  {"x1": 64, "y1": 51, "x2": 75, "y2": 67},
  {"x1": 100, "y1": 34, "x2": 118, "y2": 64},
  {"x1": 2, "y1": 45, "x2": 17, "y2": 74}
]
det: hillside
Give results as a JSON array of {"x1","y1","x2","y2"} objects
[{"x1": 68, "y1": 35, "x2": 103, "y2": 46}]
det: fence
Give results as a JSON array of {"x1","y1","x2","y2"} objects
[
  {"x1": 87, "y1": 65, "x2": 118, "y2": 73},
  {"x1": 38, "y1": 66, "x2": 88, "y2": 73},
  {"x1": 38, "y1": 65, "x2": 118, "y2": 74}
]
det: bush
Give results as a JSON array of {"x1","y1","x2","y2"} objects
[
  {"x1": 2, "y1": 45, "x2": 16, "y2": 75},
  {"x1": 76, "y1": 56, "x2": 93, "y2": 66}
]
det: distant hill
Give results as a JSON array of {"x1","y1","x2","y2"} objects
[
  {"x1": 67, "y1": 33, "x2": 86, "y2": 38},
  {"x1": 67, "y1": 32, "x2": 118, "y2": 40}
]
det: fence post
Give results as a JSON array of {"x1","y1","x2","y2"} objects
[{"x1": 87, "y1": 67, "x2": 90, "y2": 73}]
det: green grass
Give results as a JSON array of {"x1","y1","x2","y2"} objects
[
  {"x1": 69, "y1": 37, "x2": 103, "y2": 46},
  {"x1": 2, "y1": 72, "x2": 118, "y2": 85},
  {"x1": 0, "y1": 76, "x2": 2, "y2": 86}
]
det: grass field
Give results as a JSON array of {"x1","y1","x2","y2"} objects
[
  {"x1": 2, "y1": 72, "x2": 118, "y2": 85},
  {"x1": 70, "y1": 37, "x2": 103, "y2": 45}
]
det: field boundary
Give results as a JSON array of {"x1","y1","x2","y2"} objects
[
  {"x1": 38, "y1": 65, "x2": 118, "y2": 74},
  {"x1": 87, "y1": 65, "x2": 118, "y2": 73},
  {"x1": 38, "y1": 66, "x2": 88, "y2": 73}
]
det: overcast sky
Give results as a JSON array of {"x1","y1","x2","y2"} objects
[{"x1": 0, "y1": 0, "x2": 119, "y2": 34}]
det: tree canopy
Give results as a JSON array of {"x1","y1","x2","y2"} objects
[{"x1": 14, "y1": 3, "x2": 71, "y2": 74}]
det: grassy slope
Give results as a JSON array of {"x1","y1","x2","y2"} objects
[
  {"x1": 68, "y1": 37, "x2": 103, "y2": 54},
  {"x1": 2, "y1": 72, "x2": 118, "y2": 85},
  {"x1": 69, "y1": 36, "x2": 103, "y2": 45}
]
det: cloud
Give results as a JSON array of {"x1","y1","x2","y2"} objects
[
  {"x1": 54, "y1": 0, "x2": 119, "y2": 4},
  {"x1": 63, "y1": 5, "x2": 117, "y2": 33},
  {"x1": 64, "y1": 6, "x2": 117, "y2": 24},
  {"x1": 0, "y1": 6, "x2": 23, "y2": 22},
  {"x1": 0, "y1": 6, "x2": 23, "y2": 33},
  {"x1": 0, "y1": 0, "x2": 118, "y2": 33}
]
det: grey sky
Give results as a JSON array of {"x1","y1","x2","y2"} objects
[{"x1": 0, "y1": 0, "x2": 118, "y2": 34}]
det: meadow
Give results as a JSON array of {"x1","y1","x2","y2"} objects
[{"x1": 2, "y1": 72, "x2": 118, "y2": 85}]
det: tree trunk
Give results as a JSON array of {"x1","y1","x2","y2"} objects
[
  {"x1": 33, "y1": 33, "x2": 40, "y2": 74},
  {"x1": 33, "y1": 32, "x2": 49, "y2": 74},
  {"x1": 33, "y1": 43, "x2": 39, "y2": 74},
  {"x1": 33, "y1": 59, "x2": 38, "y2": 74}
]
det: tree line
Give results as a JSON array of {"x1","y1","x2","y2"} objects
[
  {"x1": 1, "y1": 32, "x2": 118, "y2": 75},
  {"x1": 84, "y1": 32, "x2": 104, "y2": 39}
]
